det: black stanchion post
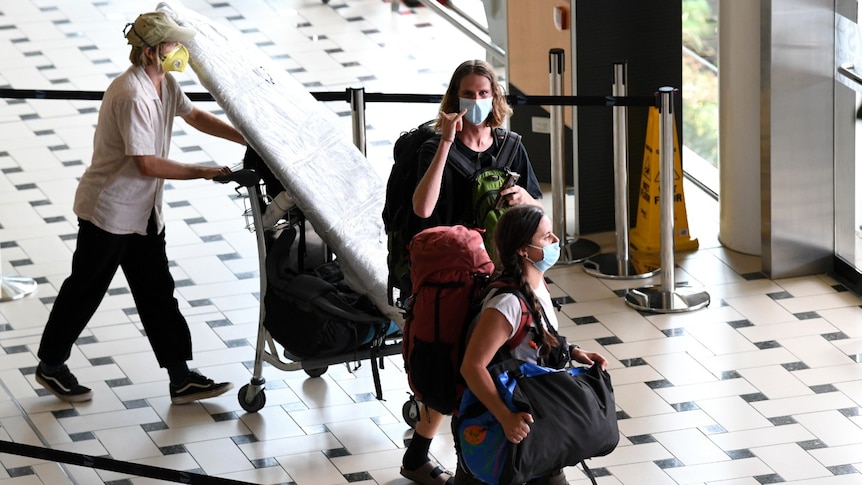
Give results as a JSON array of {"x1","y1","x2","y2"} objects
[
  {"x1": 624, "y1": 87, "x2": 710, "y2": 313},
  {"x1": 583, "y1": 61, "x2": 659, "y2": 280},
  {"x1": 548, "y1": 48, "x2": 599, "y2": 264}
]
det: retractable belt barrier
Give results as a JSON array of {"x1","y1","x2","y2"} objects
[
  {"x1": 0, "y1": 439, "x2": 252, "y2": 484},
  {"x1": 0, "y1": 87, "x2": 656, "y2": 108},
  {"x1": 0, "y1": 86, "x2": 665, "y2": 478}
]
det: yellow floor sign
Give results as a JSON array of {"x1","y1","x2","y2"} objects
[{"x1": 630, "y1": 106, "x2": 698, "y2": 271}]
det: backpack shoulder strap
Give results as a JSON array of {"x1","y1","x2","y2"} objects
[
  {"x1": 444, "y1": 129, "x2": 522, "y2": 177},
  {"x1": 484, "y1": 283, "x2": 534, "y2": 350},
  {"x1": 509, "y1": 294, "x2": 535, "y2": 349},
  {"x1": 418, "y1": 136, "x2": 460, "y2": 226},
  {"x1": 493, "y1": 128, "x2": 521, "y2": 170},
  {"x1": 445, "y1": 145, "x2": 475, "y2": 179},
  {"x1": 495, "y1": 277, "x2": 560, "y2": 348}
]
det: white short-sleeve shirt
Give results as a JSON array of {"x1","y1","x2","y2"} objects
[
  {"x1": 482, "y1": 282, "x2": 559, "y2": 363},
  {"x1": 74, "y1": 66, "x2": 193, "y2": 235}
]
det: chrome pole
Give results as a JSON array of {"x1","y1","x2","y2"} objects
[
  {"x1": 349, "y1": 87, "x2": 366, "y2": 156},
  {"x1": 624, "y1": 87, "x2": 710, "y2": 313},
  {"x1": 658, "y1": 88, "x2": 676, "y2": 294},
  {"x1": 583, "y1": 61, "x2": 659, "y2": 279},
  {"x1": 548, "y1": 48, "x2": 598, "y2": 264},
  {"x1": 549, "y1": 48, "x2": 566, "y2": 243},
  {"x1": 614, "y1": 61, "x2": 631, "y2": 274}
]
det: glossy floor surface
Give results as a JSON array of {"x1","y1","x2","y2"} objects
[{"x1": 1, "y1": 0, "x2": 861, "y2": 484}]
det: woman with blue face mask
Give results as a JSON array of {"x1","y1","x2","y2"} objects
[
  {"x1": 456, "y1": 205, "x2": 608, "y2": 485},
  {"x1": 402, "y1": 60, "x2": 547, "y2": 485}
]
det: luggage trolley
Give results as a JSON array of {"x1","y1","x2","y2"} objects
[{"x1": 215, "y1": 168, "x2": 403, "y2": 414}]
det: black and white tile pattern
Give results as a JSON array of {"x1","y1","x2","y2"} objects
[{"x1": 0, "y1": 0, "x2": 861, "y2": 483}]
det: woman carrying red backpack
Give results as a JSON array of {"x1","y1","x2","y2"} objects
[{"x1": 457, "y1": 205, "x2": 609, "y2": 485}]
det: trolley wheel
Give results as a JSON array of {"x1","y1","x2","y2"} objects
[
  {"x1": 238, "y1": 383, "x2": 266, "y2": 413},
  {"x1": 304, "y1": 366, "x2": 328, "y2": 378},
  {"x1": 402, "y1": 397, "x2": 420, "y2": 428}
]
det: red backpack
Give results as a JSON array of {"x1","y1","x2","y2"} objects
[
  {"x1": 402, "y1": 225, "x2": 493, "y2": 414},
  {"x1": 402, "y1": 225, "x2": 534, "y2": 414}
]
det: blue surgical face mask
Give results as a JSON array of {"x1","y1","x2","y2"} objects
[
  {"x1": 460, "y1": 97, "x2": 493, "y2": 126},
  {"x1": 527, "y1": 242, "x2": 560, "y2": 273}
]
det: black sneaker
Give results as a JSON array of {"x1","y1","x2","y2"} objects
[
  {"x1": 170, "y1": 371, "x2": 233, "y2": 405},
  {"x1": 35, "y1": 365, "x2": 93, "y2": 402}
]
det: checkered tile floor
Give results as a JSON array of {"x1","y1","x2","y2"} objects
[{"x1": 0, "y1": 0, "x2": 861, "y2": 483}]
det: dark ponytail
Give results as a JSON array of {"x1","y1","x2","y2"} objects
[{"x1": 493, "y1": 205, "x2": 559, "y2": 357}]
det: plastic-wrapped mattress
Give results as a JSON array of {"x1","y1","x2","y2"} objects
[{"x1": 157, "y1": 1, "x2": 402, "y2": 326}]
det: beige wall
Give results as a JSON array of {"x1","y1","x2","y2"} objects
[{"x1": 507, "y1": 0, "x2": 572, "y2": 127}]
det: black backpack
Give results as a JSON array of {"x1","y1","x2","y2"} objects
[
  {"x1": 263, "y1": 228, "x2": 391, "y2": 359},
  {"x1": 382, "y1": 120, "x2": 439, "y2": 307},
  {"x1": 382, "y1": 122, "x2": 520, "y2": 307}
]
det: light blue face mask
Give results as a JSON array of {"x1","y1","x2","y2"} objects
[
  {"x1": 527, "y1": 242, "x2": 561, "y2": 273},
  {"x1": 459, "y1": 97, "x2": 493, "y2": 125}
]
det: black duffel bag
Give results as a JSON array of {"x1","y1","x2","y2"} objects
[{"x1": 457, "y1": 360, "x2": 619, "y2": 485}]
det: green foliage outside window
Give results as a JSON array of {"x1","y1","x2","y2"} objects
[{"x1": 682, "y1": 0, "x2": 718, "y2": 168}]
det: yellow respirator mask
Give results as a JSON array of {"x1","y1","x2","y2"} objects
[{"x1": 159, "y1": 44, "x2": 189, "y2": 73}]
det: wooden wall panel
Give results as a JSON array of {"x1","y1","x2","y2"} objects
[
  {"x1": 507, "y1": 0, "x2": 573, "y2": 128},
  {"x1": 506, "y1": 0, "x2": 681, "y2": 234}
]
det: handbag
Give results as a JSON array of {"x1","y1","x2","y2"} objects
[
  {"x1": 457, "y1": 360, "x2": 619, "y2": 485},
  {"x1": 538, "y1": 334, "x2": 570, "y2": 370}
]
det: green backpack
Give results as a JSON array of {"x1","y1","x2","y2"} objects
[{"x1": 448, "y1": 129, "x2": 521, "y2": 261}]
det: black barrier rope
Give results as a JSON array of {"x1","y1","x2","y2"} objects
[
  {"x1": 507, "y1": 94, "x2": 657, "y2": 107},
  {"x1": 0, "y1": 88, "x2": 657, "y2": 107},
  {"x1": 0, "y1": 84, "x2": 658, "y2": 480},
  {"x1": 0, "y1": 440, "x2": 252, "y2": 484}
]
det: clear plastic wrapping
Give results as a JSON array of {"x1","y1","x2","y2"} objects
[{"x1": 158, "y1": 1, "x2": 402, "y2": 326}]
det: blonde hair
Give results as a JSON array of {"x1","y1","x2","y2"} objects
[
  {"x1": 129, "y1": 45, "x2": 157, "y2": 67},
  {"x1": 436, "y1": 59, "x2": 512, "y2": 130}
]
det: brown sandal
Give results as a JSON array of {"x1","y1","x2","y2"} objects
[{"x1": 400, "y1": 460, "x2": 454, "y2": 485}]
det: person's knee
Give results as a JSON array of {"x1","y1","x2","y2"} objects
[{"x1": 415, "y1": 405, "x2": 447, "y2": 435}]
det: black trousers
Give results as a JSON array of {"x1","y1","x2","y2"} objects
[{"x1": 38, "y1": 217, "x2": 192, "y2": 368}]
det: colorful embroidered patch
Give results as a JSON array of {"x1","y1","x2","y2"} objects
[{"x1": 462, "y1": 424, "x2": 487, "y2": 446}]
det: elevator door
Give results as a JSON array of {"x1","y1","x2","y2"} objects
[{"x1": 835, "y1": 6, "x2": 862, "y2": 290}]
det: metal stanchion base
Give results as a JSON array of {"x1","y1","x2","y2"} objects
[
  {"x1": 624, "y1": 286, "x2": 710, "y2": 313},
  {"x1": 558, "y1": 237, "x2": 601, "y2": 264},
  {"x1": 0, "y1": 275, "x2": 38, "y2": 302},
  {"x1": 583, "y1": 252, "x2": 661, "y2": 280}
]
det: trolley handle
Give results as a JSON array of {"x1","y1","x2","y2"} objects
[{"x1": 213, "y1": 168, "x2": 261, "y2": 188}]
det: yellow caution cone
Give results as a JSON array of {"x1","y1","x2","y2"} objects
[{"x1": 630, "y1": 106, "x2": 698, "y2": 271}]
